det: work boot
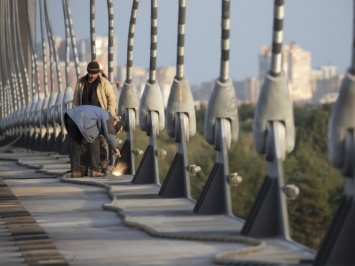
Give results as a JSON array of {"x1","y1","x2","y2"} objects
[
  {"x1": 81, "y1": 170, "x2": 88, "y2": 177},
  {"x1": 71, "y1": 171, "x2": 84, "y2": 178},
  {"x1": 104, "y1": 165, "x2": 113, "y2": 175},
  {"x1": 91, "y1": 169, "x2": 105, "y2": 177},
  {"x1": 80, "y1": 165, "x2": 89, "y2": 177}
]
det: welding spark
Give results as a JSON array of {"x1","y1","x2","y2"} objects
[{"x1": 112, "y1": 162, "x2": 128, "y2": 176}]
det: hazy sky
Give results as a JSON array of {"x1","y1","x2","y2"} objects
[{"x1": 45, "y1": 1, "x2": 352, "y2": 85}]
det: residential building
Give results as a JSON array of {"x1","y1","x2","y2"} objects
[
  {"x1": 259, "y1": 43, "x2": 313, "y2": 103},
  {"x1": 156, "y1": 66, "x2": 176, "y2": 107},
  {"x1": 312, "y1": 66, "x2": 343, "y2": 103}
]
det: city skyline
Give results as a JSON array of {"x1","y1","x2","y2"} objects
[
  {"x1": 35, "y1": 39, "x2": 343, "y2": 106},
  {"x1": 45, "y1": 1, "x2": 352, "y2": 85}
]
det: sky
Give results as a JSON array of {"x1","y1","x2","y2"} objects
[{"x1": 44, "y1": 0, "x2": 352, "y2": 86}]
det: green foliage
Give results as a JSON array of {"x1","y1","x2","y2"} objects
[
  {"x1": 195, "y1": 105, "x2": 206, "y2": 135},
  {"x1": 286, "y1": 142, "x2": 341, "y2": 249},
  {"x1": 229, "y1": 133, "x2": 266, "y2": 218},
  {"x1": 238, "y1": 103, "x2": 256, "y2": 132},
  {"x1": 293, "y1": 104, "x2": 333, "y2": 155},
  {"x1": 284, "y1": 103, "x2": 342, "y2": 249},
  {"x1": 187, "y1": 132, "x2": 215, "y2": 198}
]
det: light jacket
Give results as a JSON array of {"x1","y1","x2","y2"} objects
[
  {"x1": 64, "y1": 105, "x2": 118, "y2": 150},
  {"x1": 72, "y1": 75, "x2": 117, "y2": 116}
]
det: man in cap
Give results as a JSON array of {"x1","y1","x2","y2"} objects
[
  {"x1": 64, "y1": 105, "x2": 121, "y2": 178},
  {"x1": 73, "y1": 61, "x2": 117, "y2": 115},
  {"x1": 72, "y1": 61, "x2": 118, "y2": 175}
]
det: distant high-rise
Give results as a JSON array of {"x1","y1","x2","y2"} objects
[
  {"x1": 156, "y1": 66, "x2": 176, "y2": 107},
  {"x1": 259, "y1": 43, "x2": 313, "y2": 102},
  {"x1": 76, "y1": 36, "x2": 118, "y2": 75},
  {"x1": 245, "y1": 77, "x2": 261, "y2": 104},
  {"x1": 117, "y1": 65, "x2": 176, "y2": 106},
  {"x1": 52, "y1": 36, "x2": 118, "y2": 78},
  {"x1": 233, "y1": 80, "x2": 246, "y2": 102},
  {"x1": 36, "y1": 61, "x2": 87, "y2": 93},
  {"x1": 116, "y1": 65, "x2": 148, "y2": 97},
  {"x1": 233, "y1": 77, "x2": 260, "y2": 104},
  {"x1": 311, "y1": 66, "x2": 342, "y2": 104}
]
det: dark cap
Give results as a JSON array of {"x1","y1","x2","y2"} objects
[{"x1": 87, "y1": 61, "x2": 100, "y2": 74}]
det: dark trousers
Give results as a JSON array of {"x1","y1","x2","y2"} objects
[{"x1": 65, "y1": 115, "x2": 100, "y2": 172}]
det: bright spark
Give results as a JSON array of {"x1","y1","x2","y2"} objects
[{"x1": 112, "y1": 162, "x2": 128, "y2": 176}]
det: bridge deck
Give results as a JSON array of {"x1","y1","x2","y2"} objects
[{"x1": 0, "y1": 148, "x2": 315, "y2": 265}]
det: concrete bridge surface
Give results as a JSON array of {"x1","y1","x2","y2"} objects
[{"x1": 0, "y1": 147, "x2": 314, "y2": 266}]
